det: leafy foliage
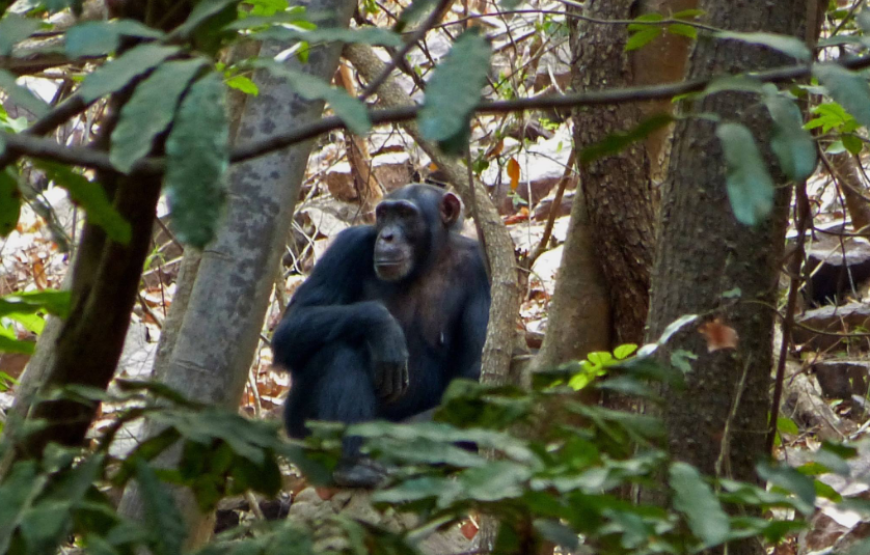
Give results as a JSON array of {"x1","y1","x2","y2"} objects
[
  {"x1": 715, "y1": 122, "x2": 775, "y2": 226},
  {"x1": 110, "y1": 58, "x2": 207, "y2": 173},
  {"x1": 418, "y1": 29, "x2": 492, "y2": 154},
  {"x1": 0, "y1": 347, "x2": 843, "y2": 555},
  {"x1": 165, "y1": 72, "x2": 230, "y2": 248}
]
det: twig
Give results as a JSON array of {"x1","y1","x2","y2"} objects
[
  {"x1": 765, "y1": 181, "x2": 810, "y2": 455},
  {"x1": 525, "y1": 147, "x2": 575, "y2": 267},
  {"x1": 359, "y1": 0, "x2": 455, "y2": 100}
]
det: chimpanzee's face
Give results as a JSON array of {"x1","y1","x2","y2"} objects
[{"x1": 374, "y1": 199, "x2": 428, "y2": 282}]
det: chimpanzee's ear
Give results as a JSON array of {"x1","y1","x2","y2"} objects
[{"x1": 440, "y1": 192, "x2": 463, "y2": 227}]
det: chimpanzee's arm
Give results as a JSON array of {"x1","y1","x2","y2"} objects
[
  {"x1": 272, "y1": 226, "x2": 403, "y2": 374},
  {"x1": 454, "y1": 252, "x2": 491, "y2": 381}
]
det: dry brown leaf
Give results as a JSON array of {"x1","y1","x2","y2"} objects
[
  {"x1": 507, "y1": 157, "x2": 521, "y2": 190},
  {"x1": 698, "y1": 318, "x2": 739, "y2": 352}
]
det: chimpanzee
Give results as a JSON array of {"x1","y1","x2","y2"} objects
[{"x1": 272, "y1": 184, "x2": 491, "y2": 487}]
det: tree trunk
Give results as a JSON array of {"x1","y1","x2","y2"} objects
[
  {"x1": 829, "y1": 152, "x2": 870, "y2": 235},
  {"x1": 117, "y1": 0, "x2": 356, "y2": 544},
  {"x1": 630, "y1": 0, "x2": 699, "y2": 183},
  {"x1": 569, "y1": 0, "x2": 656, "y2": 346},
  {"x1": 645, "y1": 4, "x2": 808, "y2": 554}
]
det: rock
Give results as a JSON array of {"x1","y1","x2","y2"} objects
[
  {"x1": 288, "y1": 486, "x2": 478, "y2": 555},
  {"x1": 324, "y1": 152, "x2": 414, "y2": 201},
  {"x1": 532, "y1": 190, "x2": 575, "y2": 221},
  {"x1": 812, "y1": 360, "x2": 870, "y2": 400},
  {"x1": 794, "y1": 302, "x2": 870, "y2": 351},
  {"x1": 804, "y1": 236, "x2": 870, "y2": 306}
]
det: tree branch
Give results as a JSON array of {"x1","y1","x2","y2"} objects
[{"x1": 3, "y1": 54, "x2": 870, "y2": 174}]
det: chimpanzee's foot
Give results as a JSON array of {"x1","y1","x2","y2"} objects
[{"x1": 332, "y1": 458, "x2": 388, "y2": 488}]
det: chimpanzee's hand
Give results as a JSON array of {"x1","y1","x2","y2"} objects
[{"x1": 370, "y1": 318, "x2": 409, "y2": 403}]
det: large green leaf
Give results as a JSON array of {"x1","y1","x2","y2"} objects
[
  {"x1": 254, "y1": 60, "x2": 370, "y2": 135},
  {"x1": 66, "y1": 20, "x2": 164, "y2": 58},
  {"x1": 756, "y1": 461, "x2": 816, "y2": 516},
  {"x1": 0, "y1": 290, "x2": 71, "y2": 318},
  {"x1": 0, "y1": 461, "x2": 45, "y2": 554},
  {"x1": 78, "y1": 43, "x2": 180, "y2": 103},
  {"x1": 37, "y1": 162, "x2": 131, "y2": 244},
  {"x1": 763, "y1": 94, "x2": 817, "y2": 181},
  {"x1": 110, "y1": 58, "x2": 206, "y2": 173},
  {"x1": 418, "y1": 30, "x2": 491, "y2": 146},
  {"x1": 253, "y1": 26, "x2": 403, "y2": 47},
  {"x1": 173, "y1": 0, "x2": 239, "y2": 37},
  {"x1": 164, "y1": 72, "x2": 229, "y2": 249},
  {"x1": 813, "y1": 63, "x2": 870, "y2": 129},
  {"x1": 669, "y1": 462, "x2": 729, "y2": 547},
  {"x1": 715, "y1": 122, "x2": 775, "y2": 226},
  {"x1": 0, "y1": 70, "x2": 49, "y2": 117},
  {"x1": 0, "y1": 14, "x2": 41, "y2": 56},
  {"x1": 0, "y1": 168, "x2": 20, "y2": 236},
  {"x1": 716, "y1": 31, "x2": 811, "y2": 61},
  {"x1": 134, "y1": 460, "x2": 187, "y2": 555}
]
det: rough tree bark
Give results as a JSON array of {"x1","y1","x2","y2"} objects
[
  {"x1": 645, "y1": 4, "x2": 808, "y2": 555},
  {"x1": 117, "y1": 0, "x2": 356, "y2": 544},
  {"x1": 568, "y1": 0, "x2": 657, "y2": 346}
]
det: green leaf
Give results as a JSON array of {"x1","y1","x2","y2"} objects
[
  {"x1": 716, "y1": 31, "x2": 811, "y2": 60},
  {"x1": 0, "y1": 168, "x2": 20, "y2": 236},
  {"x1": 756, "y1": 461, "x2": 816, "y2": 515},
  {"x1": 0, "y1": 330, "x2": 35, "y2": 354},
  {"x1": 673, "y1": 8, "x2": 705, "y2": 19},
  {"x1": 763, "y1": 95, "x2": 817, "y2": 181},
  {"x1": 814, "y1": 64, "x2": 870, "y2": 129},
  {"x1": 0, "y1": 461, "x2": 44, "y2": 554},
  {"x1": 419, "y1": 29, "x2": 491, "y2": 147},
  {"x1": 0, "y1": 290, "x2": 71, "y2": 318},
  {"x1": 164, "y1": 72, "x2": 229, "y2": 249},
  {"x1": 669, "y1": 462, "x2": 730, "y2": 547},
  {"x1": 667, "y1": 23, "x2": 696, "y2": 39},
  {"x1": 0, "y1": 70, "x2": 49, "y2": 117},
  {"x1": 134, "y1": 459, "x2": 187, "y2": 555},
  {"x1": 715, "y1": 122, "x2": 775, "y2": 226},
  {"x1": 580, "y1": 113, "x2": 674, "y2": 163},
  {"x1": 79, "y1": 43, "x2": 180, "y2": 103},
  {"x1": 0, "y1": 14, "x2": 42, "y2": 56},
  {"x1": 843, "y1": 134, "x2": 863, "y2": 155},
  {"x1": 397, "y1": 0, "x2": 438, "y2": 29},
  {"x1": 225, "y1": 75, "x2": 258, "y2": 95},
  {"x1": 110, "y1": 58, "x2": 206, "y2": 173},
  {"x1": 253, "y1": 26, "x2": 403, "y2": 47},
  {"x1": 776, "y1": 417, "x2": 799, "y2": 435},
  {"x1": 37, "y1": 162, "x2": 131, "y2": 244},
  {"x1": 66, "y1": 20, "x2": 165, "y2": 58},
  {"x1": 174, "y1": 0, "x2": 239, "y2": 37},
  {"x1": 613, "y1": 344, "x2": 638, "y2": 360},
  {"x1": 254, "y1": 60, "x2": 370, "y2": 135},
  {"x1": 6, "y1": 312, "x2": 44, "y2": 334},
  {"x1": 625, "y1": 27, "x2": 662, "y2": 52}
]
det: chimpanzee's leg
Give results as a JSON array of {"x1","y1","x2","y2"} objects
[{"x1": 283, "y1": 344, "x2": 385, "y2": 487}]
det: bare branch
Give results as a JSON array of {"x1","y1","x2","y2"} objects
[{"x1": 3, "y1": 54, "x2": 870, "y2": 174}]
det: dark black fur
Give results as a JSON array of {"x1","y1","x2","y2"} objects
[{"x1": 272, "y1": 184, "x2": 490, "y2": 482}]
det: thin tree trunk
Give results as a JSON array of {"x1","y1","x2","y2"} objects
[
  {"x1": 645, "y1": 3, "x2": 808, "y2": 554},
  {"x1": 569, "y1": 0, "x2": 656, "y2": 346},
  {"x1": 117, "y1": 0, "x2": 356, "y2": 544},
  {"x1": 830, "y1": 152, "x2": 870, "y2": 235}
]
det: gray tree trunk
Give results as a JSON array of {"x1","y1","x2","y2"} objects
[
  {"x1": 645, "y1": 2, "x2": 808, "y2": 554},
  {"x1": 117, "y1": 0, "x2": 356, "y2": 544}
]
